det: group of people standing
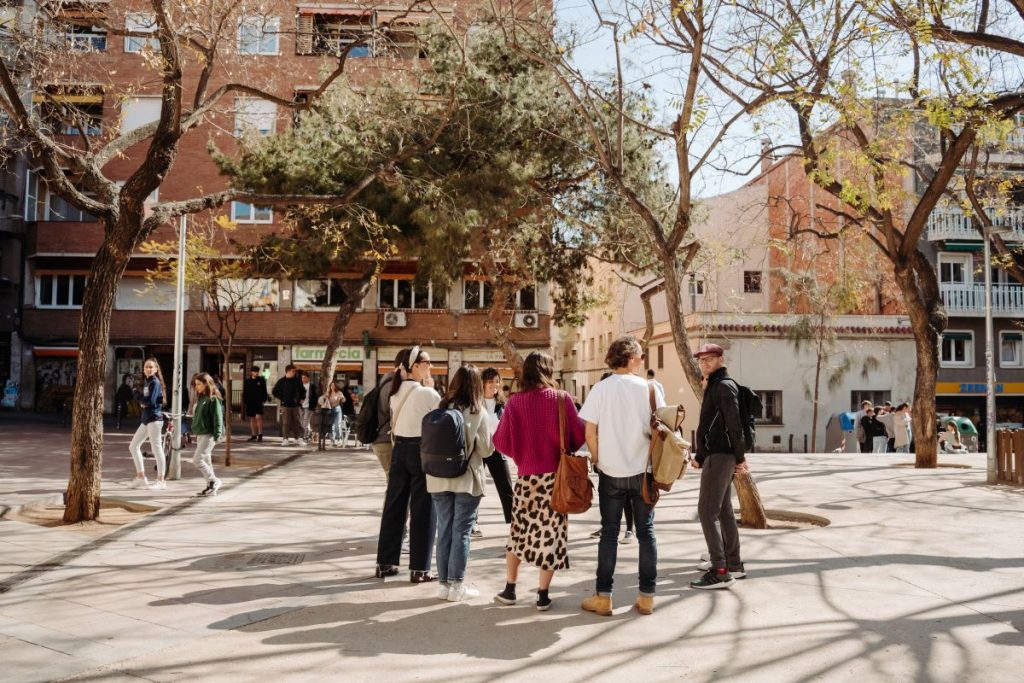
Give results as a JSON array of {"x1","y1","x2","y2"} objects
[
  {"x1": 246, "y1": 364, "x2": 356, "y2": 446},
  {"x1": 857, "y1": 400, "x2": 913, "y2": 453},
  {"x1": 368, "y1": 337, "x2": 751, "y2": 614}
]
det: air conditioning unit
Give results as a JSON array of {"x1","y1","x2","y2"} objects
[
  {"x1": 514, "y1": 312, "x2": 539, "y2": 329},
  {"x1": 384, "y1": 311, "x2": 407, "y2": 328}
]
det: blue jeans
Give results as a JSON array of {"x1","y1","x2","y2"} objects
[
  {"x1": 432, "y1": 492, "x2": 481, "y2": 583},
  {"x1": 331, "y1": 407, "x2": 342, "y2": 440},
  {"x1": 596, "y1": 472, "x2": 657, "y2": 595}
]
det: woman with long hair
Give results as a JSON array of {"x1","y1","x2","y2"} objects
[
  {"x1": 190, "y1": 372, "x2": 225, "y2": 496},
  {"x1": 128, "y1": 357, "x2": 167, "y2": 490},
  {"x1": 480, "y1": 367, "x2": 514, "y2": 530},
  {"x1": 427, "y1": 365, "x2": 493, "y2": 601},
  {"x1": 492, "y1": 351, "x2": 584, "y2": 611},
  {"x1": 322, "y1": 380, "x2": 345, "y2": 447},
  {"x1": 375, "y1": 345, "x2": 441, "y2": 582}
]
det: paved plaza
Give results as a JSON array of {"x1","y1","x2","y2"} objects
[{"x1": 1, "y1": 418, "x2": 1022, "y2": 682}]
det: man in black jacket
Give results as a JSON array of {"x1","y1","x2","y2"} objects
[
  {"x1": 690, "y1": 344, "x2": 748, "y2": 590},
  {"x1": 272, "y1": 364, "x2": 306, "y2": 446},
  {"x1": 243, "y1": 366, "x2": 269, "y2": 442}
]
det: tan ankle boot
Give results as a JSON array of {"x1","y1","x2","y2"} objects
[
  {"x1": 634, "y1": 594, "x2": 654, "y2": 615},
  {"x1": 581, "y1": 593, "x2": 613, "y2": 616}
]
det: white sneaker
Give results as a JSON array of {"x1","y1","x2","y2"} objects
[
  {"x1": 148, "y1": 480, "x2": 167, "y2": 490},
  {"x1": 438, "y1": 584, "x2": 451, "y2": 601},
  {"x1": 331, "y1": 440, "x2": 339, "y2": 447},
  {"x1": 448, "y1": 582, "x2": 479, "y2": 602},
  {"x1": 127, "y1": 477, "x2": 149, "y2": 489},
  {"x1": 210, "y1": 479, "x2": 222, "y2": 496},
  {"x1": 620, "y1": 530, "x2": 635, "y2": 545},
  {"x1": 698, "y1": 552, "x2": 712, "y2": 571}
]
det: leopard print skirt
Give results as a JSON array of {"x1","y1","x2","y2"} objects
[{"x1": 505, "y1": 472, "x2": 569, "y2": 571}]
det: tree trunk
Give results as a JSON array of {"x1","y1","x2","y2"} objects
[
  {"x1": 319, "y1": 274, "x2": 375, "y2": 394},
  {"x1": 735, "y1": 471, "x2": 768, "y2": 528},
  {"x1": 484, "y1": 282, "x2": 525, "y2": 381},
  {"x1": 64, "y1": 228, "x2": 133, "y2": 523},
  {"x1": 811, "y1": 327, "x2": 825, "y2": 453},
  {"x1": 223, "y1": 350, "x2": 232, "y2": 467},
  {"x1": 895, "y1": 260, "x2": 943, "y2": 468}
]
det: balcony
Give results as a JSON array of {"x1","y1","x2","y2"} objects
[
  {"x1": 940, "y1": 284, "x2": 1024, "y2": 317},
  {"x1": 927, "y1": 206, "x2": 1024, "y2": 242}
]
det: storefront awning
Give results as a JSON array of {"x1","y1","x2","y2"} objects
[{"x1": 33, "y1": 347, "x2": 79, "y2": 358}]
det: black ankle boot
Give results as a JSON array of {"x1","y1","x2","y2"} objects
[
  {"x1": 410, "y1": 570, "x2": 437, "y2": 583},
  {"x1": 375, "y1": 564, "x2": 398, "y2": 578}
]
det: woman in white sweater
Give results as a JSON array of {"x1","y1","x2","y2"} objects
[
  {"x1": 375, "y1": 346, "x2": 441, "y2": 582},
  {"x1": 427, "y1": 365, "x2": 493, "y2": 601}
]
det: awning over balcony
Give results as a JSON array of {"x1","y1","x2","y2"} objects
[{"x1": 943, "y1": 241, "x2": 983, "y2": 252}]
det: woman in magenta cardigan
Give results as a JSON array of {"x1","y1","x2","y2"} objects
[{"x1": 492, "y1": 351, "x2": 585, "y2": 611}]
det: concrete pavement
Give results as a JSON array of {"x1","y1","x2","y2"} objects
[{"x1": 1, "y1": 421, "x2": 1022, "y2": 682}]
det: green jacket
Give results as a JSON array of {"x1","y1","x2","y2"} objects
[{"x1": 192, "y1": 395, "x2": 224, "y2": 440}]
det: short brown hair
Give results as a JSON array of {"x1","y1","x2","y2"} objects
[
  {"x1": 605, "y1": 336, "x2": 643, "y2": 369},
  {"x1": 521, "y1": 351, "x2": 557, "y2": 391}
]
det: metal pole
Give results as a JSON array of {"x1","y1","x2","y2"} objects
[
  {"x1": 984, "y1": 229, "x2": 996, "y2": 484},
  {"x1": 169, "y1": 215, "x2": 187, "y2": 480}
]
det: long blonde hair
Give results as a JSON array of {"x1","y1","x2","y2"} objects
[{"x1": 194, "y1": 372, "x2": 222, "y2": 400}]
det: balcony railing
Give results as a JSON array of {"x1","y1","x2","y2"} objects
[
  {"x1": 927, "y1": 206, "x2": 1024, "y2": 242},
  {"x1": 940, "y1": 284, "x2": 1024, "y2": 316}
]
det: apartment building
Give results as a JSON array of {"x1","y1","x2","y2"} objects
[
  {"x1": 9, "y1": 1, "x2": 551, "y2": 415},
  {"x1": 557, "y1": 150, "x2": 918, "y2": 453}
]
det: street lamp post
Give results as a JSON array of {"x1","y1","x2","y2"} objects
[
  {"x1": 983, "y1": 225, "x2": 1010, "y2": 484},
  {"x1": 169, "y1": 215, "x2": 187, "y2": 480}
]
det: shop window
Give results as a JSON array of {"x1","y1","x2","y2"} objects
[
  {"x1": 940, "y1": 331, "x2": 974, "y2": 368},
  {"x1": 231, "y1": 201, "x2": 272, "y2": 223},
  {"x1": 125, "y1": 12, "x2": 158, "y2": 53},
  {"x1": 743, "y1": 271, "x2": 762, "y2": 293},
  {"x1": 1001, "y1": 332, "x2": 1023, "y2": 367},
  {"x1": 37, "y1": 274, "x2": 87, "y2": 308},
  {"x1": 238, "y1": 15, "x2": 279, "y2": 55},
  {"x1": 754, "y1": 390, "x2": 783, "y2": 424}
]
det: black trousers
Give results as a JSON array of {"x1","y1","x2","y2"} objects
[
  {"x1": 376, "y1": 437, "x2": 435, "y2": 571},
  {"x1": 483, "y1": 452, "x2": 515, "y2": 524}
]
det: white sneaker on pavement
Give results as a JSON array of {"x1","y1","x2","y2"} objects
[
  {"x1": 620, "y1": 530, "x2": 635, "y2": 544},
  {"x1": 148, "y1": 480, "x2": 167, "y2": 490},
  {"x1": 448, "y1": 582, "x2": 479, "y2": 602},
  {"x1": 127, "y1": 477, "x2": 149, "y2": 489},
  {"x1": 698, "y1": 551, "x2": 712, "y2": 571},
  {"x1": 438, "y1": 584, "x2": 451, "y2": 601},
  {"x1": 210, "y1": 479, "x2": 222, "y2": 496}
]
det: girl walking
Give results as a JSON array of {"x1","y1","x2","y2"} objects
[
  {"x1": 375, "y1": 346, "x2": 441, "y2": 582},
  {"x1": 492, "y1": 351, "x2": 585, "y2": 611},
  {"x1": 427, "y1": 365, "x2": 493, "y2": 601},
  {"x1": 191, "y1": 372, "x2": 225, "y2": 496},
  {"x1": 323, "y1": 381, "x2": 345, "y2": 447},
  {"x1": 128, "y1": 358, "x2": 167, "y2": 490}
]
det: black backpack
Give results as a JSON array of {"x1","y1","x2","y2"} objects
[
  {"x1": 420, "y1": 407, "x2": 469, "y2": 477},
  {"x1": 725, "y1": 379, "x2": 762, "y2": 452},
  {"x1": 354, "y1": 383, "x2": 382, "y2": 445}
]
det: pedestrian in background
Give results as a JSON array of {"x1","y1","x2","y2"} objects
[
  {"x1": 322, "y1": 380, "x2": 345, "y2": 447},
  {"x1": 580, "y1": 336, "x2": 664, "y2": 616},
  {"x1": 428, "y1": 365, "x2": 493, "y2": 602},
  {"x1": 893, "y1": 403, "x2": 912, "y2": 453},
  {"x1": 492, "y1": 351, "x2": 585, "y2": 612},
  {"x1": 300, "y1": 371, "x2": 319, "y2": 442},
  {"x1": 371, "y1": 354, "x2": 402, "y2": 476},
  {"x1": 375, "y1": 346, "x2": 441, "y2": 582},
  {"x1": 272, "y1": 364, "x2": 306, "y2": 446},
  {"x1": 243, "y1": 366, "x2": 268, "y2": 442},
  {"x1": 190, "y1": 372, "x2": 224, "y2": 497},
  {"x1": 127, "y1": 358, "x2": 167, "y2": 490},
  {"x1": 480, "y1": 367, "x2": 514, "y2": 531},
  {"x1": 690, "y1": 344, "x2": 747, "y2": 590},
  {"x1": 114, "y1": 374, "x2": 134, "y2": 429}
]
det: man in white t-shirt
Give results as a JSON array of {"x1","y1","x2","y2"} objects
[{"x1": 578, "y1": 336, "x2": 665, "y2": 617}]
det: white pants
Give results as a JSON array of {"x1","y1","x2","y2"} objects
[
  {"x1": 872, "y1": 436, "x2": 888, "y2": 453},
  {"x1": 129, "y1": 420, "x2": 165, "y2": 478},
  {"x1": 192, "y1": 434, "x2": 218, "y2": 482}
]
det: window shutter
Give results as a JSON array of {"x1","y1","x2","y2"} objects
[{"x1": 295, "y1": 14, "x2": 313, "y2": 54}]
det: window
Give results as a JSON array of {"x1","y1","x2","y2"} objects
[
  {"x1": 35, "y1": 88, "x2": 103, "y2": 136},
  {"x1": 61, "y1": 21, "x2": 107, "y2": 51},
  {"x1": 378, "y1": 276, "x2": 446, "y2": 309},
  {"x1": 375, "y1": 12, "x2": 427, "y2": 58},
  {"x1": 37, "y1": 274, "x2": 86, "y2": 308},
  {"x1": 116, "y1": 277, "x2": 176, "y2": 310},
  {"x1": 463, "y1": 279, "x2": 494, "y2": 310},
  {"x1": 234, "y1": 98, "x2": 277, "y2": 136},
  {"x1": 124, "y1": 12, "x2": 158, "y2": 53},
  {"x1": 208, "y1": 279, "x2": 278, "y2": 311},
  {"x1": 238, "y1": 16, "x2": 279, "y2": 55},
  {"x1": 688, "y1": 276, "x2": 705, "y2": 295},
  {"x1": 516, "y1": 285, "x2": 536, "y2": 310},
  {"x1": 296, "y1": 10, "x2": 372, "y2": 57},
  {"x1": 44, "y1": 190, "x2": 97, "y2": 222},
  {"x1": 657, "y1": 344, "x2": 664, "y2": 370},
  {"x1": 850, "y1": 391, "x2": 891, "y2": 411},
  {"x1": 1001, "y1": 332, "x2": 1023, "y2": 367},
  {"x1": 231, "y1": 201, "x2": 272, "y2": 224},
  {"x1": 940, "y1": 331, "x2": 974, "y2": 367},
  {"x1": 754, "y1": 390, "x2": 783, "y2": 424},
  {"x1": 24, "y1": 169, "x2": 38, "y2": 222},
  {"x1": 121, "y1": 96, "x2": 161, "y2": 134},
  {"x1": 743, "y1": 271, "x2": 762, "y2": 294},
  {"x1": 938, "y1": 253, "x2": 971, "y2": 286}
]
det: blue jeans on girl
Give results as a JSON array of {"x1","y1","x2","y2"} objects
[{"x1": 431, "y1": 492, "x2": 481, "y2": 584}]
